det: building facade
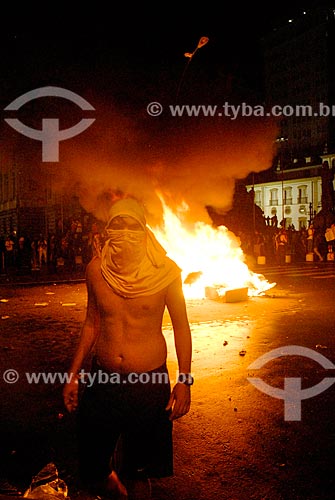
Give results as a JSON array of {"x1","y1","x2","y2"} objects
[
  {"x1": 244, "y1": 5, "x2": 335, "y2": 230},
  {"x1": 246, "y1": 153, "x2": 335, "y2": 230},
  {"x1": 0, "y1": 157, "x2": 86, "y2": 239}
]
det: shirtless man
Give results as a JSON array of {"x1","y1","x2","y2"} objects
[{"x1": 63, "y1": 197, "x2": 192, "y2": 499}]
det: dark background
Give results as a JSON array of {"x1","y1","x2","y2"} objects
[
  {"x1": 1, "y1": 0, "x2": 333, "y2": 225},
  {"x1": 0, "y1": 0, "x2": 331, "y2": 103}
]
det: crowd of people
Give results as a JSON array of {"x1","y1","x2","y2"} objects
[
  {"x1": 0, "y1": 220, "x2": 103, "y2": 277},
  {"x1": 243, "y1": 221, "x2": 335, "y2": 266},
  {"x1": 1, "y1": 218, "x2": 335, "y2": 277}
]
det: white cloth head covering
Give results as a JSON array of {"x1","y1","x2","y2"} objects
[{"x1": 101, "y1": 198, "x2": 181, "y2": 297}]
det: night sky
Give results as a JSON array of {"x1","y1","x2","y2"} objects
[
  {"x1": 0, "y1": 0, "x2": 332, "y2": 223},
  {"x1": 0, "y1": 1, "x2": 326, "y2": 101}
]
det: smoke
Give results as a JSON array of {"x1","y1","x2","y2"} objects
[{"x1": 58, "y1": 93, "x2": 279, "y2": 228}]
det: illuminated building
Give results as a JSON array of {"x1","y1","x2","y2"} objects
[{"x1": 246, "y1": 4, "x2": 335, "y2": 229}]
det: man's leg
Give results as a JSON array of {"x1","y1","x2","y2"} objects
[
  {"x1": 119, "y1": 368, "x2": 173, "y2": 481},
  {"x1": 119, "y1": 376, "x2": 173, "y2": 500},
  {"x1": 77, "y1": 383, "x2": 127, "y2": 497}
]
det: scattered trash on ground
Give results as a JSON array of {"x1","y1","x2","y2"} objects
[
  {"x1": 23, "y1": 462, "x2": 68, "y2": 499},
  {"x1": 0, "y1": 478, "x2": 23, "y2": 496}
]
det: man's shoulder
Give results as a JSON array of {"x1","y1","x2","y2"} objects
[
  {"x1": 166, "y1": 274, "x2": 184, "y2": 295},
  {"x1": 85, "y1": 256, "x2": 101, "y2": 279}
]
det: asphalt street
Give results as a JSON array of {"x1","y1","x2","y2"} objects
[{"x1": 0, "y1": 261, "x2": 334, "y2": 499}]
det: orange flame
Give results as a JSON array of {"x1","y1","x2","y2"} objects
[{"x1": 151, "y1": 197, "x2": 276, "y2": 300}]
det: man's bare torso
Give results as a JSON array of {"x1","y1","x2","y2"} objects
[{"x1": 87, "y1": 257, "x2": 168, "y2": 373}]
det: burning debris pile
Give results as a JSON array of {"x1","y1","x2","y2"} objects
[{"x1": 152, "y1": 200, "x2": 276, "y2": 300}]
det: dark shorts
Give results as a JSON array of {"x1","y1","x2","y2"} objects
[{"x1": 77, "y1": 360, "x2": 173, "y2": 482}]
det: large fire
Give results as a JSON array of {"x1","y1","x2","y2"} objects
[{"x1": 151, "y1": 199, "x2": 276, "y2": 300}]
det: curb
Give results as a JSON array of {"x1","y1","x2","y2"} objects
[{"x1": 0, "y1": 274, "x2": 85, "y2": 288}]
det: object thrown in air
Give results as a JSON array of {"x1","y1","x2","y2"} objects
[{"x1": 184, "y1": 36, "x2": 209, "y2": 59}]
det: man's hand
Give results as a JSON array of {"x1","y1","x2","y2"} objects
[
  {"x1": 63, "y1": 375, "x2": 79, "y2": 413},
  {"x1": 166, "y1": 383, "x2": 191, "y2": 420}
]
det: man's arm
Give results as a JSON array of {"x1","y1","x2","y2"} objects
[
  {"x1": 63, "y1": 265, "x2": 100, "y2": 412},
  {"x1": 165, "y1": 275, "x2": 192, "y2": 420}
]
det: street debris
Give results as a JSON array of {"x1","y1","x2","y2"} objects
[
  {"x1": 0, "y1": 478, "x2": 22, "y2": 496},
  {"x1": 23, "y1": 462, "x2": 68, "y2": 499}
]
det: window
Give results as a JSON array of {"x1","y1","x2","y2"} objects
[
  {"x1": 254, "y1": 190, "x2": 262, "y2": 205},
  {"x1": 297, "y1": 185, "x2": 308, "y2": 204},
  {"x1": 270, "y1": 188, "x2": 278, "y2": 206},
  {"x1": 298, "y1": 218, "x2": 307, "y2": 229},
  {"x1": 283, "y1": 187, "x2": 292, "y2": 205}
]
